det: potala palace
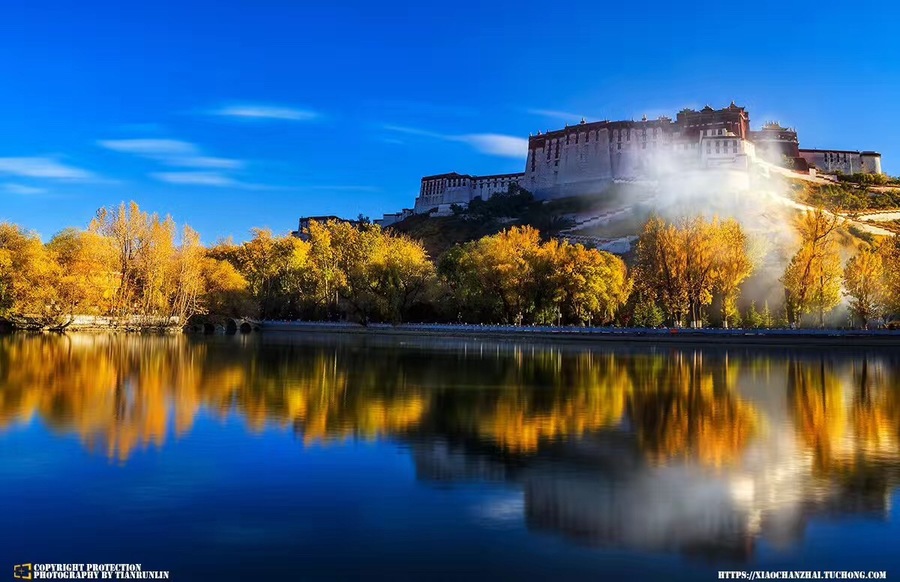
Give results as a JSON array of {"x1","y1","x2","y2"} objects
[{"x1": 376, "y1": 102, "x2": 883, "y2": 226}]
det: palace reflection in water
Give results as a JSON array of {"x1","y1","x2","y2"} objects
[{"x1": 1, "y1": 333, "x2": 898, "y2": 574}]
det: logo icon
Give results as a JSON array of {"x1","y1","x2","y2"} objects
[{"x1": 13, "y1": 564, "x2": 33, "y2": 580}]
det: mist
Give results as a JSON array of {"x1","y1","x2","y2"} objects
[{"x1": 568, "y1": 149, "x2": 877, "y2": 326}]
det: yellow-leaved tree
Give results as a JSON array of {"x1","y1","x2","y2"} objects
[
  {"x1": 47, "y1": 228, "x2": 118, "y2": 317},
  {"x1": 552, "y1": 241, "x2": 631, "y2": 326},
  {"x1": 365, "y1": 231, "x2": 435, "y2": 323},
  {"x1": 711, "y1": 218, "x2": 755, "y2": 328},
  {"x1": 782, "y1": 209, "x2": 842, "y2": 327},
  {"x1": 439, "y1": 226, "x2": 631, "y2": 325},
  {"x1": 843, "y1": 246, "x2": 887, "y2": 329},
  {"x1": 636, "y1": 215, "x2": 754, "y2": 327},
  {"x1": 89, "y1": 201, "x2": 209, "y2": 326},
  {"x1": 0, "y1": 223, "x2": 61, "y2": 326}
]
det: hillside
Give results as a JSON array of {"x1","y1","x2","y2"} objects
[
  {"x1": 389, "y1": 171, "x2": 900, "y2": 261},
  {"x1": 388, "y1": 183, "x2": 654, "y2": 258}
]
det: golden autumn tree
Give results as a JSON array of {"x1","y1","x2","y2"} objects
[
  {"x1": 878, "y1": 235, "x2": 900, "y2": 317},
  {"x1": 636, "y1": 215, "x2": 753, "y2": 327},
  {"x1": 318, "y1": 219, "x2": 380, "y2": 321},
  {"x1": 552, "y1": 241, "x2": 632, "y2": 325},
  {"x1": 210, "y1": 228, "x2": 310, "y2": 319},
  {"x1": 843, "y1": 247, "x2": 888, "y2": 328},
  {"x1": 305, "y1": 220, "x2": 347, "y2": 317},
  {"x1": 47, "y1": 228, "x2": 118, "y2": 317},
  {"x1": 135, "y1": 213, "x2": 177, "y2": 317},
  {"x1": 682, "y1": 217, "x2": 718, "y2": 326},
  {"x1": 439, "y1": 226, "x2": 545, "y2": 324},
  {"x1": 200, "y1": 256, "x2": 254, "y2": 317},
  {"x1": 635, "y1": 216, "x2": 690, "y2": 325},
  {"x1": 711, "y1": 218, "x2": 755, "y2": 327},
  {"x1": 0, "y1": 223, "x2": 61, "y2": 326},
  {"x1": 169, "y1": 225, "x2": 207, "y2": 323},
  {"x1": 302, "y1": 220, "x2": 434, "y2": 323},
  {"x1": 479, "y1": 225, "x2": 544, "y2": 324},
  {"x1": 439, "y1": 226, "x2": 631, "y2": 325},
  {"x1": 782, "y1": 209, "x2": 842, "y2": 327},
  {"x1": 365, "y1": 231, "x2": 435, "y2": 323},
  {"x1": 88, "y1": 201, "x2": 209, "y2": 325},
  {"x1": 90, "y1": 201, "x2": 149, "y2": 317}
]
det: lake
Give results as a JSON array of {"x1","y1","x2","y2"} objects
[{"x1": 1, "y1": 333, "x2": 898, "y2": 580}]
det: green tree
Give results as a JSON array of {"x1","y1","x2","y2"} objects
[
  {"x1": 745, "y1": 302, "x2": 763, "y2": 329},
  {"x1": 633, "y1": 300, "x2": 664, "y2": 327}
]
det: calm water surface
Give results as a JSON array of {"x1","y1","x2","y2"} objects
[{"x1": 1, "y1": 333, "x2": 898, "y2": 580}]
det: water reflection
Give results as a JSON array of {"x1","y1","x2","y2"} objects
[{"x1": 1, "y1": 333, "x2": 898, "y2": 561}]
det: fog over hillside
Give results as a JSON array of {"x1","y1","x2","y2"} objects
[{"x1": 563, "y1": 154, "x2": 893, "y2": 323}]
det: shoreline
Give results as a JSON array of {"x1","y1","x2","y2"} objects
[
  {"x1": 259, "y1": 321, "x2": 900, "y2": 347},
  {"x1": 4, "y1": 319, "x2": 899, "y2": 347}
]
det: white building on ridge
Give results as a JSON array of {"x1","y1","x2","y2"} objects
[{"x1": 397, "y1": 102, "x2": 882, "y2": 216}]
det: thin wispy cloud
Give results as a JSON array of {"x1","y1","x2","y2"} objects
[
  {"x1": 381, "y1": 125, "x2": 444, "y2": 139},
  {"x1": 0, "y1": 157, "x2": 96, "y2": 180},
  {"x1": 210, "y1": 104, "x2": 319, "y2": 121},
  {"x1": 150, "y1": 171, "x2": 274, "y2": 190},
  {"x1": 166, "y1": 156, "x2": 243, "y2": 170},
  {"x1": 526, "y1": 108, "x2": 584, "y2": 122},
  {"x1": 2, "y1": 183, "x2": 46, "y2": 195},
  {"x1": 151, "y1": 171, "x2": 238, "y2": 187},
  {"x1": 98, "y1": 138, "x2": 244, "y2": 170},
  {"x1": 98, "y1": 138, "x2": 198, "y2": 156},
  {"x1": 382, "y1": 125, "x2": 527, "y2": 159}
]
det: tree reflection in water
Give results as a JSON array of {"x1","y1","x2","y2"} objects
[{"x1": 1, "y1": 333, "x2": 899, "y2": 559}]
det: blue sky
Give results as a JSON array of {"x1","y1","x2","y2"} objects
[{"x1": 1, "y1": 0, "x2": 899, "y2": 242}]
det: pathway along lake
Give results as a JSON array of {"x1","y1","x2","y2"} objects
[{"x1": 1, "y1": 333, "x2": 898, "y2": 580}]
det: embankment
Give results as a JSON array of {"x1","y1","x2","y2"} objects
[{"x1": 259, "y1": 321, "x2": 900, "y2": 347}]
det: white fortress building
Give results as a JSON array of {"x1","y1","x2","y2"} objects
[
  {"x1": 798, "y1": 148, "x2": 882, "y2": 175},
  {"x1": 405, "y1": 102, "x2": 883, "y2": 216}
]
